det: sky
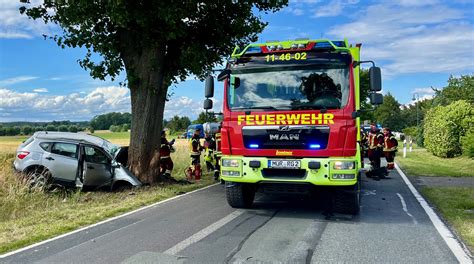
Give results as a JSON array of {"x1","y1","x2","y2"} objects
[{"x1": 0, "y1": 0, "x2": 473, "y2": 122}]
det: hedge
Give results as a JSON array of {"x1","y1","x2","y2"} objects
[{"x1": 424, "y1": 100, "x2": 473, "y2": 158}]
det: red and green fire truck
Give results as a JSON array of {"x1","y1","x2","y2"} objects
[{"x1": 203, "y1": 39, "x2": 383, "y2": 214}]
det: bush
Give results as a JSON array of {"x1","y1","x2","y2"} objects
[
  {"x1": 58, "y1": 125, "x2": 69, "y2": 132},
  {"x1": 68, "y1": 125, "x2": 79, "y2": 133},
  {"x1": 461, "y1": 129, "x2": 474, "y2": 158},
  {"x1": 121, "y1": 124, "x2": 130, "y2": 132},
  {"x1": 424, "y1": 100, "x2": 473, "y2": 158},
  {"x1": 109, "y1": 125, "x2": 119, "y2": 132},
  {"x1": 21, "y1": 126, "x2": 33, "y2": 135},
  {"x1": 45, "y1": 125, "x2": 57, "y2": 131},
  {"x1": 88, "y1": 127, "x2": 95, "y2": 133}
]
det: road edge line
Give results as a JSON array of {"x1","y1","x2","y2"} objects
[
  {"x1": 164, "y1": 210, "x2": 244, "y2": 255},
  {"x1": 0, "y1": 183, "x2": 220, "y2": 259},
  {"x1": 395, "y1": 163, "x2": 472, "y2": 263}
]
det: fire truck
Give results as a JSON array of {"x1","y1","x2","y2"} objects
[{"x1": 203, "y1": 39, "x2": 383, "y2": 214}]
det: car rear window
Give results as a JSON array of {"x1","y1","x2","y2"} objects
[
  {"x1": 39, "y1": 142, "x2": 51, "y2": 151},
  {"x1": 22, "y1": 136, "x2": 34, "y2": 147},
  {"x1": 51, "y1": 143, "x2": 78, "y2": 159}
]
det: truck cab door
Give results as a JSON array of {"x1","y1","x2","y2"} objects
[{"x1": 81, "y1": 145, "x2": 113, "y2": 188}]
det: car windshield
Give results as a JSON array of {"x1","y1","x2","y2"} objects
[
  {"x1": 227, "y1": 53, "x2": 350, "y2": 111},
  {"x1": 102, "y1": 140, "x2": 120, "y2": 157}
]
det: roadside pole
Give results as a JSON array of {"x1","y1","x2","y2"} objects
[
  {"x1": 403, "y1": 139, "x2": 407, "y2": 158},
  {"x1": 409, "y1": 138, "x2": 413, "y2": 152}
]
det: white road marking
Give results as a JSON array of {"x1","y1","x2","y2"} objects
[
  {"x1": 396, "y1": 193, "x2": 418, "y2": 225},
  {"x1": 0, "y1": 183, "x2": 219, "y2": 259},
  {"x1": 395, "y1": 164, "x2": 473, "y2": 263},
  {"x1": 164, "y1": 210, "x2": 244, "y2": 255}
]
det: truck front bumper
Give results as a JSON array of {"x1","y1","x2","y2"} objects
[{"x1": 220, "y1": 156, "x2": 359, "y2": 186}]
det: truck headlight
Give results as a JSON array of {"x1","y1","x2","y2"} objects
[
  {"x1": 222, "y1": 170, "x2": 241, "y2": 177},
  {"x1": 333, "y1": 161, "x2": 355, "y2": 170},
  {"x1": 222, "y1": 159, "x2": 240, "y2": 167},
  {"x1": 332, "y1": 174, "x2": 355, "y2": 179}
]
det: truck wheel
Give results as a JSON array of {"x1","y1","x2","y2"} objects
[
  {"x1": 225, "y1": 182, "x2": 255, "y2": 208},
  {"x1": 334, "y1": 181, "x2": 360, "y2": 215}
]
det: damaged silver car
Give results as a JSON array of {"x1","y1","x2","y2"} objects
[{"x1": 13, "y1": 131, "x2": 141, "y2": 190}]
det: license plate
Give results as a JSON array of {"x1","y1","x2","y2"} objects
[{"x1": 268, "y1": 160, "x2": 301, "y2": 169}]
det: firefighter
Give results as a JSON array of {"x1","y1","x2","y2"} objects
[
  {"x1": 360, "y1": 128, "x2": 368, "y2": 163},
  {"x1": 186, "y1": 128, "x2": 204, "y2": 183},
  {"x1": 159, "y1": 130, "x2": 175, "y2": 178},
  {"x1": 383, "y1": 127, "x2": 398, "y2": 170},
  {"x1": 367, "y1": 123, "x2": 384, "y2": 170},
  {"x1": 204, "y1": 132, "x2": 217, "y2": 173}
]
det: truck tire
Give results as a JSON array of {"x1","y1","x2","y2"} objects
[
  {"x1": 334, "y1": 181, "x2": 360, "y2": 215},
  {"x1": 225, "y1": 182, "x2": 255, "y2": 208}
]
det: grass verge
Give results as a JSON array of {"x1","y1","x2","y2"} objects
[
  {"x1": 421, "y1": 187, "x2": 474, "y2": 252},
  {"x1": 397, "y1": 148, "x2": 473, "y2": 177}
]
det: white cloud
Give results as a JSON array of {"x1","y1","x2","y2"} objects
[
  {"x1": 0, "y1": 0, "x2": 56, "y2": 39},
  {"x1": 412, "y1": 87, "x2": 436, "y2": 95},
  {"x1": 313, "y1": 0, "x2": 359, "y2": 17},
  {"x1": 0, "y1": 76, "x2": 38, "y2": 86},
  {"x1": 33, "y1": 88, "x2": 48, "y2": 93},
  {"x1": 0, "y1": 86, "x2": 214, "y2": 121},
  {"x1": 327, "y1": 2, "x2": 474, "y2": 76},
  {"x1": 0, "y1": 86, "x2": 130, "y2": 121}
]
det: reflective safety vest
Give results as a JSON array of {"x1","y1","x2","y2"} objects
[
  {"x1": 384, "y1": 134, "x2": 398, "y2": 152},
  {"x1": 368, "y1": 131, "x2": 383, "y2": 150},
  {"x1": 189, "y1": 135, "x2": 201, "y2": 156}
]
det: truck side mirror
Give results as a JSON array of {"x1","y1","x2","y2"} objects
[
  {"x1": 231, "y1": 76, "x2": 240, "y2": 89},
  {"x1": 217, "y1": 69, "x2": 231, "y2": 81},
  {"x1": 369, "y1": 66, "x2": 382, "y2": 92},
  {"x1": 205, "y1": 75, "x2": 214, "y2": 98},
  {"x1": 203, "y1": 98, "x2": 213, "y2": 110},
  {"x1": 370, "y1": 93, "x2": 383, "y2": 105}
]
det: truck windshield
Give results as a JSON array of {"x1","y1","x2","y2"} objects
[{"x1": 227, "y1": 60, "x2": 350, "y2": 111}]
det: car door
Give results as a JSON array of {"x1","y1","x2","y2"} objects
[
  {"x1": 42, "y1": 142, "x2": 79, "y2": 185},
  {"x1": 82, "y1": 145, "x2": 113, "y2": 187}
]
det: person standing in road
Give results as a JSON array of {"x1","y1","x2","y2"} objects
[
  {"x1": 367, "y1": 123, "x2": 384, "y2": 170},
  {"x1": 186, "y1": 128, "x2": 204, "y2": 183},
  {"x1": 383, "y1": 127, "x2": 398, "y2": 170},
  {"x1": 160, "y1": 130, "x2": 175, "y2": 179}
]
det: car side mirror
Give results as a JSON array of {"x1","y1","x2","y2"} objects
[
  {"x1": 369, "y1": 66, "x2": 382, "y2": 92},
  {"x1": 205, "y1": 75, "x2": 214, "y2": 98},
  {"x1": 370, "y1": 93, "x2": 383, "y2": 105},
  {"x1": 203, "y1": 98, "x2": 213, "y2": 110}
]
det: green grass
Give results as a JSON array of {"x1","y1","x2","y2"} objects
[
  {"x1": 0, "y1": 132, "x2": 213, "y2": 254},
  {"x1": 421, "y1": 187, "x2": 474, "y2": 252},
  {"x1": 397, "y1": 148, "x2": 474, "y2": 177}
]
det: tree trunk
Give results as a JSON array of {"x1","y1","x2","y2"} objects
[{"x1": 123, "y1": 45, "x2": 169, "y2": 184}]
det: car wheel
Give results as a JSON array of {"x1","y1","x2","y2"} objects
[{"x1": 27, "y1": 167, "x2": 52, "y2": 191}]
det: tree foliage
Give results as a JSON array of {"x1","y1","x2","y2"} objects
[
  {"x1": 193, "y1": 111, "x2": 218, "y2": 124},
  {"x1": 90, "y1": 112, "x2": 132, "y2": 130},
  {"x1": 424, "y1": 100, "x2": 473, "y2": 158},
  {"x1": 166, "y1": 115, "x2": 191, "y2": 133},
  {"x1": 373, "y1": 93, "x2": 404, "y2": 131},
  {"x1": 433, "y1": 75, "x2": 474, "y2": 106}
]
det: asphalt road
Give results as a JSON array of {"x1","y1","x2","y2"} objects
[{"x1": 1, "y1": 165, "x2": 470, "y2": 263}]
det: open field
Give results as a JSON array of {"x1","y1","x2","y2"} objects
[
  {"x1": 0, "y1": 132, "x2": 213, "y2": 254},
  {"x1": 397, "y1": 148, "x2": 474, "y2": 177},
  {"x1": 421, "y1": 187, "x2": 474, "y2": 251}
]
